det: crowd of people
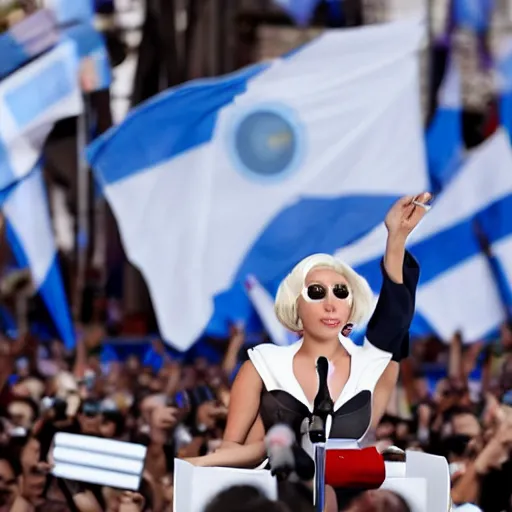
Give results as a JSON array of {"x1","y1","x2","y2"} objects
[{"x1": 0, "y1": 318, "x2": 510, "y2": 512}]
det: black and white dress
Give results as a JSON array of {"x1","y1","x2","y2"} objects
[{"x1": 248, "y1": 251, "x2": 420, "y2": 457}]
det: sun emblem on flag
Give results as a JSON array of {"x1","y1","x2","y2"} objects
[{"x1": 227, "y1": 102, "x2": 306, "y2": 182}]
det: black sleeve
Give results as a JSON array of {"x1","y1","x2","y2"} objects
[{"x1": 365, "y1": 251, "x2": 420, "y2": 361}]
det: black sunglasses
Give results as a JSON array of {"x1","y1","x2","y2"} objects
[{"x1": 302, "y1": 283, "x2": 350, "y2": 302}]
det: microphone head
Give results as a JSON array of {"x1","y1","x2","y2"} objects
[
  {"x1": 265, "y1": 424, "x2": 296, "y2": 481},
  {"x1": 265, "y1": 424, "x2": 295, "y2": 450},
  {"x1": 316, "y1": 357, "x2": 329, "y2": 379}
]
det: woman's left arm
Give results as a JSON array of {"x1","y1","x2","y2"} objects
[
  {"x1": 366, "y1": 196, "x2": 428, "y2": 359},
  {"x1": 370, "y1": 233, "x2": 416, "y2": 427},
  {"x1": 368, "y1": 194, "x2": 431, "y2": 426}
]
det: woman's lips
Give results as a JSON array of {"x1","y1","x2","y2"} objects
[{"x1": 321, "y1": 319, "x2": 341, "y2": 328}]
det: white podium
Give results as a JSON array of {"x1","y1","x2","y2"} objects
[
  {"x1": 173, "y1": 459, "x2": 278, "y2": 512},
  {"x1": 173, "y1": 450, "x2": 450, "y2": 512}
]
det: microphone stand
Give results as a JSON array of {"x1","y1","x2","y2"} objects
[{"x1": 308, "y1": 357, "x2": 334, "y2": 512}]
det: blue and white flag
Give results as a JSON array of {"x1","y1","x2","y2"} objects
[
  {"x1": 425, "y1": 55, "x2": 464, "y2": 192},
  {"x1": 88, "y1": 19, "x2": 428, "y2": 351},
  {"x1": 473, "y1": 140, "x2": 512, "y2": 318},
  {"x1": 336, "y1": 129, "x2": 512, "y2": 343},
  {"x1": 0, "y1": 41, "x2": 83, "y2": 191},
  {"x1": 1, "y1": 167, "x2": 75, "y2": 349}
]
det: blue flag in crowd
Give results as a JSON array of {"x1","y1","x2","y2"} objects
[
  {"x1": 452, "y1": 0, "x2": 494, "y2": 33},
  {"x1": 273, "y1": 0, "x2": 322, "y2": 26},
  {"x1": 336, "y1": 129, "x2": 512, "y2": 344},
  {"x1": 1, "y1": 166, "x2": 75, "y2": 349},
  {"x1": 497, "y1": 37, "x2": 512, "y2": 144},
  {"x1": 88, "y1": 19, "x2": 428, "y2": 351}
]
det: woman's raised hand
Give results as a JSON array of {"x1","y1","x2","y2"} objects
[{"x1": 384, "y1": 192, "x2": 432, "y2": 239}]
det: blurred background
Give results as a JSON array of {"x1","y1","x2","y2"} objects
[{"x1": 1, "y1": 1, "x2": 512, "y2": 511}]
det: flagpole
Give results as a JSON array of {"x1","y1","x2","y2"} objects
[{"x1": 74, "y1": 96, "x2": 90, "y2": 323}]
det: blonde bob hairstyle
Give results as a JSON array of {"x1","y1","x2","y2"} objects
[{"x1": 275, "y1": 253, "x2": 375, "y2": 333}]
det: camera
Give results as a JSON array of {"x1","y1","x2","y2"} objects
[
  {"x1": 41, "y1": 396, "x2": 68, "y2": 421},
  {"x1": 81, "y1": 400, "x2": 102, "y2": 417}
]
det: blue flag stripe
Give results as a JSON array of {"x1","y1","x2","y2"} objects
[
  {"x1": 476, "y1": 194, "x2": 512, "y2": 244},
  {"x1": 87, "y1": 63, "x2": 270, "y2": 185},
  {"x1": 5, "y1": 219, "x2": 75, "y2": 348}
]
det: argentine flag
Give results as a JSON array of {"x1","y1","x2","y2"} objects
[
  {"x1": 336, "y1": 129, "x2": 512, "y2": 343},
  {"x1": 0, "y1": 40, "x2": 81, "y2": 348},
  {"x1": 1, "y1": 166, "x2": 75, "y2": 349},
  {"x1": 88, "y1": 19, "x2": 428, "y2": 351}
]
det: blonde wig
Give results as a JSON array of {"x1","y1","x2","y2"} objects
[{"x1": 275, "y1": 254, "x2": 374, "y2": 333}]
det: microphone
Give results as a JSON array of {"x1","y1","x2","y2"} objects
[
  {"x1": 265, "y1": 424, "x2": 295, "y2": 480},
  {"x1": 309, "y1": 356, "x2": 334, "y2": 444},
  {"x1": 265, "y1": 424, "x2": 315, "y2": 482}
]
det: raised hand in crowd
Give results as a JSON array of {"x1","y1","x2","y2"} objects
[
  {"x1": 118, "y1": 491, "x2": 146, "y2": 512},
  {"x1": 474, "y1": 415, "x2": 512, "y2": 474}
]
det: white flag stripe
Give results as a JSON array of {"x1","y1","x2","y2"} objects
[
  {"x1": 54, "y1": 432, "x2": 147, "y2": 460},
  {"x1": 53, "y1": 446, "x2": 144, "y2": 475},
  {"x1": 3, "y1": 169, "x2": 55, "y2": 286},
  {"x1": 52, "y1": 463, "x2": 141, "y2": 491},
  {"x1": 416, "y1": 253, "x2": 504, "y2": 342}
]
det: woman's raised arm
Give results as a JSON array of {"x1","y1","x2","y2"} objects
[{"x1": 367, "y1": 193, "x2": 430, "y2": 426}]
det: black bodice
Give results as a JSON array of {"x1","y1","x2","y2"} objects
[{"x1": 260, "y1": 388, "x2": 372, "y2": 442}]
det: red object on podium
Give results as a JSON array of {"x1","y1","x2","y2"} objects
[{"x1": 325, "y1": 447, "x2": 386, "y2": 489}]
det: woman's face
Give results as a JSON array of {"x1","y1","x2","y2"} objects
[
  {"x1": 21, "y1": 438, "x2": 41, "y2": 471},
  {"x1": 297, "y1": 267, "x2": 352, "y2": 341}
]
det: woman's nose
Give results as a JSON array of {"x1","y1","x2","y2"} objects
[{"x1": 323, "y1": 297, "x2": 335, "y2": 312}]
